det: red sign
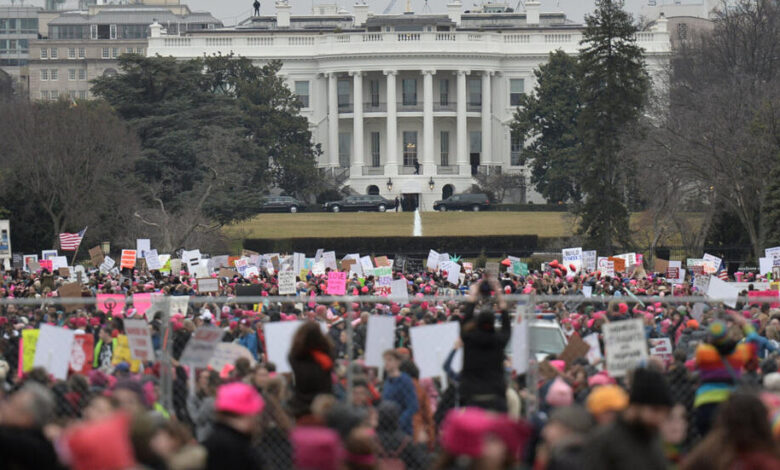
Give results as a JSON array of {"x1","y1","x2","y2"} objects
[
  {"x1": 69, "y1": 334, "x2": 94, "y2": 374},
  {"x1": 666, "y1": 267, "x2": 680, "y2": 279},
  {"x1": 120, "y1": 250, "x2": 137, "y2": 269}
]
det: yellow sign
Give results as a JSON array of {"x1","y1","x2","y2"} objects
[
  {"x1": 21, "y1": 329, "x2": 40, "y2": 374},
  {"x1": 112, "y1": 335, "x2": 141, "y2": 372}
]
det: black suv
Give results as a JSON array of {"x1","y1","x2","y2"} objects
[
  {"x1": 260, "y1": 196, "x2": 305, "y2": 213},
  {"x1": 433, "y1": 193, "x2": 491, "y2": 212},
  {"x1": 323, "y1": 195, "x2": 395, "y2": 213}
]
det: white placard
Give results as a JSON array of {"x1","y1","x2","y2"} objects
[
  {"x1": 760, "y1": 257, "x2": 773, "y2": 275},
  {"x1": 582, "y1": 285, "x2": 593, "y2": 298},
  {"x1": 169, "y1": 296, "x2": 189, "y2": 315},
  {"x1": 365, "y1": 316, "x2": 397, "y2": 368},
  {"x1": 410, "y1": 323, "x2": 462, "y2": 379},
  {"x1": 603, "y1": 319, "x2": 648, "y2": 377},
  {"x1": 765, "y1": 247, "x2": 780, "y2": 260},
  {"x1": 179, "y1": 327, "x2": 222, "y2": 367},
  {"x1": 706, "y1": 276, "x2": 740, "y2": 308},
  {"x1": 197, "y1": 278, "x2": 219, "y2": 293},
  {"x1": 209, "y1": 343, "x2": 256, "y2": 372},
  {"x1": 562, "y1": 247, "x2": 583, "y2": 273},
  {"x1": 390, "y1": 279, "x2": 409, "y2": 303},
  {"x1": 41, "y1": 249, "x2": 58, "y2": 260},
  {"x1": 583, "y1": 333, "x2": 603, "y2": 365},
  {"x1": 322, "y1": 251, "x2": 338, "y2": 271},
  {"x1": 510, "y1": 322, "x2": 529, "y2": 374},
  {"x1": 440, "y1": 261, "x2": 461, "y2": 285},
  {"x1": 311, "y1": 261, "x2": 326, "y2": 276},
  {"x1": 426, "y1": 250, "x2": 440, "y2": 271},
  {"x1": 359, "y1": 256, "x2": 374, "y2": 277},
  {"x1": 143, "y1": 249, "x2": 161, "y2": 271},
  {"x1": 33, "y1": 324, "x2": 76, "y2": 380},
  {"x1": 99, "y1": 255, "x2": 115, "y2": 274},
  {"x1": 693, "y1": 275, "x2": 711, "y2": 293},
  {"x1": 583, "y1": 251, "x2": 597, "y2": 272},
  {"x1": 278, "y1": 271, "x2": 297, "y2": 295},
  {"x1": 244, "y1": 266, "x2": 260, "y2": 278},
  {"x1": 123, "y1": 318, "x2": 155, "y2": 361},
  {"x1": 52, "y1": 256, "x2": 69, "y2": 271},
  {"x1": 136, "y1": 239, "x2": 151, "y2": 258},
  {"x1": 703, "y1": 253, "x2": 723, "y2": 272},
  {"x1": 264, "y1": 321, "x2": 304, "y2": 374}
]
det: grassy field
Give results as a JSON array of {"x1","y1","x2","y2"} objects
[{"x1": 224, "y1": 211, "x2": 576, "y2": 239}]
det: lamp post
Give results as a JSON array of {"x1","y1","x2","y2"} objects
[{"x1": 428, "y1": 177, "x2": 435, "y2": 190}]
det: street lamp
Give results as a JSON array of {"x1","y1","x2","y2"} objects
[
  {"x1": 386, "y1": 178, "x2": 393, "y2": 191},
  {"x1": 428, "y1": 177, "x2": 435, "y2": 190}
]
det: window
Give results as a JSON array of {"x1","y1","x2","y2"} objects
[
  {"x1": 111, "y1": 48, "x2": 119, "y2": 58},
  {"x1": 78, "y1": 69, "x2": 86, "y2": 80},
  {"x1": 110, "y1": 24, "x2": 117, "y2": 40},
  {"x1": 40, "y1": 48, "x2": 47, "y2": 59},
  {"x1": 51, "y1": 90, "x2": 59, "y2": 99},
  {"x1": 370, "y1": 132, "x2": 381, "y2": 167},
  {"x1": 677, "y1": 23, "x2": 688, "y2": 41},
  {"x1": 402, "y1": 79, "x2": 417, "y2": 106},
  {"x1": 40, "y1": 69, "x2": 48, "y2": 81},
  {"x1": 440, "y1": 79, "x2": 449, "y2": 106},
  {"x1": 403, "y1": 131, "x2": 418, "y2": 166},
  {"x1": 78, "y1": 90, "x2": 87, "y2": 99},
  {"x1": 511, "y1": 132, "x2": 523, "y2": 166},
  {"x1": 469, "y1": 131, "x2": 482, "y2": 154},
  {"x1": 78, "y1": 47, "x2": 85, "y2": 58},
  {"x1": 369, "y1": 79, "x2": 380, "y2": 107},
  {"x1": 68, "y1": 47, "x2": 76, "y2": 59},
  {"x1": 510, "y1": 79, "x2": 525, "y2": 106},
  {"x1": 294, "y1": 81, "x2": 309, "y2": 108},
  {"x1": 338, "y1": 132, "x2": 351, "y2": 168},
  {"x1": 40, "y1": 90, "x2": 49, "y2": 100},
  {"x1": 69, "y1": 69, "x2": 76, "y2": 80},
  {"x1": 91, "y1": 24, "x2": 98, "y2": 39},
  {"x1": 468, "y1": 78, "x2": 482, "y2": 106},
  {"x1": 50, "y1": 69, "x2": 58, "y2": 80},
  {"x1": 126, "y1": 47, "x2": 134, "y2": 54},
  {"x1": 440, "y1": 131, "x2": 450, "y2": 166},
  {"x1": 97, "y1": 24, "x2": 110, "y2": 39},
  {"x1": 49, "y1": 48, "x2": 58, "y2": 59},
  {"x1": 136, "y1": 48, "x2": 144, "y2": 55},
  {"x1": 337, "y1": 79, "x2": 351, "y2": 109},
  {"x1": 69, "y1": 90, "x2": 77, "y2": 99},
  {"x1": 102, "y1": 48, "x2": 110, "y2": 59}
]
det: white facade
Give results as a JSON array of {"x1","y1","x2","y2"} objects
[{"x1": 148, "y1": 2, "x2": 671, "y2": 210}]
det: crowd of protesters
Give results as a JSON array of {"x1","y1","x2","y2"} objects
[{"x1": 0, "y1": 254, "x2": 780, "y2": 469}]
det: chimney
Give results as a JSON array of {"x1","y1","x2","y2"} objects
[
  {"x1": 150, "y1": 21, "x2": 163, "y2": 38},
  {"x1": 276, "y1": 0, "x2": 291, "y2": 28},
  {"x1": 447, "y1": 1, "x2": 462, "y2": 26},
  {"x1": 526, "y1": 1, "x2": 540, "y2": 26},
  {"x1": 354, "y1": 2, "x2": 369, "y2": 26}
]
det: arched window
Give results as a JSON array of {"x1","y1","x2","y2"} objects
[
  {"x1": 442, "y1": 184, "x2": 454, "y2": 199},
  {"x1": 367, "y1": 185, "x2": 380, "y2": 195}
]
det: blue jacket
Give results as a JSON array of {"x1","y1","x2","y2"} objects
[
  {"x1": 238, "y1": 332, "x2": 259, "y2": 360},
  {"x1": 381, "y1": 372, "x2": 419, "y2": 435}
]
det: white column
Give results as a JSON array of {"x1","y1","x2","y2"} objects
[
  {"x1": 351, "y1": 71, "x2": 363, "y2": 174},
  {"x1": 456, "y1": 70, "x2": 469, "y2": 173},
  {"x1": 481, "y1": 71, "x2": 492, "y2": 167},
  {"x1": 328, "y1": 72, "x2": 339, "y2": 168},
  {"x1": 385, "y1": 70, "x2": 398, "y2": 176},
  {"x1": 423, "y1": 69, "x2": 435, "y2": 175}
]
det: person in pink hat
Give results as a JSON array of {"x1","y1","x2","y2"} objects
[{"x1": 203, "y1": 382, "x2": 265, "y2": 470}]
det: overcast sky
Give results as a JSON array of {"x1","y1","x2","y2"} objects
[{"x1": 19, "y1": 0, "x2": 667, "y2": 26}]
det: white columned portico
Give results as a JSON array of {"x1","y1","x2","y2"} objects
[
  {"x1": 351, "y1": 71, "x2": 363, "y2": 174},
  {"x1": 456, "y1": 69, "x2": 469, "y2": 173},
  {"x1": 422, "y1": 69, "x2": 435, "y2": 175},
  {"x1": 384, "y1": 70, "x2": 398, "y2": 176},
  {"x1": 327, "y1": 72, "x2": 339, "y2": 168},
  {"x1": 481, "y1": 70, "x2": 492, "y2": 166}
]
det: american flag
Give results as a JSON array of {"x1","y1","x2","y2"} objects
[
  {"x1": 716, "y1": 261, "x2": 729, "y2": 281},
  {"x1": 59, "y1": 227, "x2": 87, "y2": 251}
]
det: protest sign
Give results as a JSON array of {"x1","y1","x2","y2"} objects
[
  {"x1": 582, "y1": 285, "x2": 593, "y2": 298},
  {"x1": 760, "y1": 257, "x2": 773, "y2": 275},
  {"x1": 20, "y1": 329, "x2": 40, "y2": 375},
  {"x1": 169, "y1": 296, "x2": 189, "y2": 316},
  {"x1": 69, "y1": 334, "x2": 93, "y2": 375},
  {"x1": 41, "y1": 249, "x2": 57, "y2": 260},
  {"x1": 39, "y1": 259, "x2": 53, "y2": 272},
  {"x1": 311, "y1": 261, "x2": 326, "y2": 276},
  {"x1": 607, "y1": 257, "x2": 626, "y2": 273},
  {"x1": 439, "y1": 261, "x2": 461, "y2": 285},
  {"x1": 209, "y1": 343, "x2": 256, "y2": 372},
  {"x1": 169, "y1": 259, "x2": 182, "y2": 274},
  {"x1": 264, "y1": 321, "x2": 303, "y2": 374},
  {"x1": 236, "y1": 284, "x2": 262, "y2": 298},
  {"x1": 562, "y1": 247, "x2": 583, "y2": 272},
  {"x1": 603, "y1": 319, "x2": 648, "y2": 377},
  {"x1": 599, "y1": 259, "x2": 615, "y2": 277},
  {"x1": 120, "y1": 250, "x2": 136, "y2": 269},
  {"x1": 278, "y1": 271, "x2": 297, "y2": 295},
  {"x1": 582, "y1": 333, "x2": 603, "y2": 365},
  {"x1": 123, "y1": 319, "x2": 154, "y2": 362},
  {"x1": 693, "y1": 275, "x2": 711, "y2": 293},
  {"x1": 23, "y1": 254, "x2": 38, "y2": 271},
  {"x1": 243, "y1": 266, "x2": 259, "y2": 278},
  {"x1": 89, "y1": 246, "x2": 104, "y2": 266},
  {"x1": 52, "y1": 256, "x2": 68, "y2": 271},
  {"x1": 583, "y1": 251, "x2": 597, "y2": 272},
  {"x1": 96, "y1": 294, "x2": 125, "y2": 315},
  {"x1": 706, "y1": 276, "x2": 740, "y2": 308},
  {"x1": 58, "y1": 282, "x2": 84, "y2": 312},
  {"x1": 510, "y1": 322, "x2": 529, "y2": 374},
  {"x1": 359, "y1": 256, "x2": 374, "y2": 277},
  {"x1": 374, "y1": 256, "x2": 391, "y2": 268},
  {"x1": 180, "y1": 327, "x2": 222, "y2": 368},
  {"x1": 111, "y1": 335, "x2": 140, "y2": 372},
  {"x1": 197, "y1": 278, "x2": 219, "y2": 293},
  {"x1": 327, "y1": 271, "x2": 347, "y2": 296},
  {"x1": 59, "y1": 266, "x2": 70, "y2": 278},
  {"x1": 748, "y1": 290, "x2": 780, "y2": 308},
  {"x1": 512, "y1": 261, "x2": 529, "y2": 277},
  {"x1": 654, "y1": 258, "x2": 670, "y2": 274},
  {"x1": 218, "y1": 268, "x2": 237, "y2": 278},
  {"x1": 144, "y1": 249, "x2": 162, "y2": 271},
  {"x1": 322, "y1": 251, "x2": 338, "y2": 271},
  {"x1": 390, "y1": 279, "x2": 409, "y2": 303},
  {"x1": 703, "y1": 253, "x2": 722, "y2": 273},
  {"x1": 485, "y1": 262, "x2": 500, "y2": 277},
  {"x1": 649, "y1": 338, "x2": 674, "y2": 364},
  {"x1": 410, "y1": 323, "x2": 462, "y2": 379},
  {"x1": 182, "y1": 249, "x2": 201, "y2": 270},
  {"x1": 34, "y1": 325, "x2": 76, "y2": 380},
  {"x1": 131, "y1": 293, "x2": 152, "y2": 317},
  {"x1": 341, "y1": 259, "x2": 356, "y2": 273},
  {"x1": 558, "y1": 334, "x2": 590, "y2": 365},
  {"x1": 136, "y1": 239, "x2": 151, "y2": 258},
  {"x1": 365, "y1": 316, "x2": 397, "y2": 367},
  {"x1": 426, "y1": 250, "x2": 440, "y2": 271}
]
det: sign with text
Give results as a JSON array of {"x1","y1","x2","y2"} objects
[
  {"x1": 326, "y1": 271, "x2": 347, "y2": 296},
  {"x1": 197, "y1": 278, "x2": 219, "y2": 293},
  {"x1": 180, "y1": 327, "x2": 223, "y2": 368},
  {"x1": 123, "y1": 319, "x2": 155, "y2": 362},
  {"x1": 278, "y1": 271, "x2": 297, "y2": 295},
  {"x1": 120, "y1": 250, "x2": 137, "y2": 269},
  {"x1": 603, "y1": 319, "x2": 648, "y2": 377}
]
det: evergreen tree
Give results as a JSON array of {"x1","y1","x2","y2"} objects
[
  {"x1": 511, "y1": 50, "x2": 583, "y2": 203},
  {"x1": 576, "y1": 0, "x2": 649, "y2": 252},
  {"x1": 762, "y1": 164, "x2": 780, "y2": 248}
]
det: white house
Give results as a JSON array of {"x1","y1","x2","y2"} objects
[{"x1": 147, "y1": 1, "x2": 670, "y2": 211}]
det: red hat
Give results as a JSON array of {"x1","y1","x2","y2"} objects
[
  {"x1": 687, "y1": 319, "x2": 699, "y2": 329},
  {"x1": 549, "y1": 260, "x2": 560, "y2": 268},
  {"x1": 360, "y1": 286, "x2": 369, "y2": 294},
  {"x1": 489, "y1": 416, "x2": 532, "y2": 462},
  {"x1": 618, "y1": 303, "x2": 629, "y2": 315},
  {"x1": 63, "y1": 412, "x2": 136, "y2": 470},
  {"x1": 569, "y1": 263, "x2": 577, "y2": 272},
  {"x1": 215, "y1": 382, "x2": 264, "y2": 416},
  {"x1": 89, "y1": 318, "x2": 100, "y2": 327},
  {"x1": 440, "y1": 408, "x2": 493, "y2": 458},
  {"x1": 291, "y1": 427, "x2": 344, "y2": 470}
]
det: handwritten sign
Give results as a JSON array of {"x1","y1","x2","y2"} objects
[
  {"x1": 123, "y1": 319, "x2": 155, "y2": 362},
  {"x1": 327, "y1": 271, "x2": 347, "y2": 296},
  {"x1": 603, "y1": 319, "x2": 647, "y2": 377},
  {"x1": 120, "y1": 250, "x2": 137, "y2": 269},
  {"x1": 180, "y1": 327, "x2": 223, "y2": 368}
]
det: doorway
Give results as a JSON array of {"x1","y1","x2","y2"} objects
[
  {"x1": 402, "y1": 193, "x2": 419, "y2": 211},
  {"x1": 442, "y1": 184, "x2": 454, "y2": 200},
  {"x1": 470, "y1": 153, "x2": 480, "y2": 176}
]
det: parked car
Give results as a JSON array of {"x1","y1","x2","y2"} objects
[
  {"x1": 260, "y1": 196, "x2": 305, "y2": 213},
  {"x1": 322, "y1": 195, "x2": 395, "y2": 213},
  {"x1": 503, "y1": 319, "x2": 568, "y2": 363},
  {"x1": 433, "y1": 193, "x2": 491, "y2": 212}
]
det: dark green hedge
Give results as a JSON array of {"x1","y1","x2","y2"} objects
[
  {"x1": 491, "y1": 203, "x2": 570, "y2": 212},
  {"x1": 243, "y1": 235, "x2": 538, "y2": 257}
]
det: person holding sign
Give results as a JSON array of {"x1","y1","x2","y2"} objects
[
  {"x1": 288, "y1": 322, "x2": 335, "y2": 420},
  {"x1": 459, "y1": 274, "x2": 511, "y2": 412}
]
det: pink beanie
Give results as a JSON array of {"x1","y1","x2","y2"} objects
[
  {"x1": 440, "y1": 408, "x2": 493, "y2": 458},
  {"x1": 546, "y1": 378, "x2": 574, "y2": 407},
  {"x1": 214, "y1": 383, "x2": 264, "y2": 416},
  {"x1": 291, "y1": 427, "x2": 345, "y2": 470}
]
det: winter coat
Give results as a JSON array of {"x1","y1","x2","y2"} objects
[
  {"x1": 203, "y1": 422, "x2": 264, "y2": 470},
  {"x1": 582, "y1": 417, "x2": 668, "y2": 470}
]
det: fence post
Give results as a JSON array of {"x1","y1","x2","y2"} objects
[
  {"x1": 525, "y1": 293, "x2": 538, "y2": 418},
  {"x1": 345, "y1": 298, "x2": 354, "y2": 405},
  {"x1": 157, "y1": 297, "x2": 174, "y2": 414}
]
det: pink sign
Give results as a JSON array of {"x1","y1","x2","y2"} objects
[
  {"x1": 96, "y1": 294, "x2": 126, "y2": 315},
  {"x1": 748, "y1": 290, "x2": 780, "y2": 308},
  {"x1": 39, "y1": 259, "x2": 53, "y2": 271},
  {"x1": 326, "y1": 271, "x2": 347, "y2": 296},
  {"x1": 132, "y1": 293, "x2": 153, "y2": 317}
]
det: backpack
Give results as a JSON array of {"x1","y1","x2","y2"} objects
[{"x1": 377, "y1": 437, "x2": 410, "y2": 470}]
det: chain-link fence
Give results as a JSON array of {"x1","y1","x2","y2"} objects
[{"x1": 1, "y1": 292, "x2": 777, "y2": 468}]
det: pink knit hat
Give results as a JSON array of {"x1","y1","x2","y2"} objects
[
  {"x1": 546, "y1": 378, "x2": 574, "y2": 407},
  {"x1": 440, "y1": 408, "x2": 493, "y2": 458},
  {"x1": 291, "y1": 427, "x2": 344, "y2": 470},
  {"x1": 215, "y1": 383, "x2": 264, "y2": 416}
]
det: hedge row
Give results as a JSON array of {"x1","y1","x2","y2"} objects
[
  {"x1": 491, "y1": 203, "x2": 570, "y2": 212},
  {"x1": 243, "y1": 235, "x2": 538, "y2": 258}
]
